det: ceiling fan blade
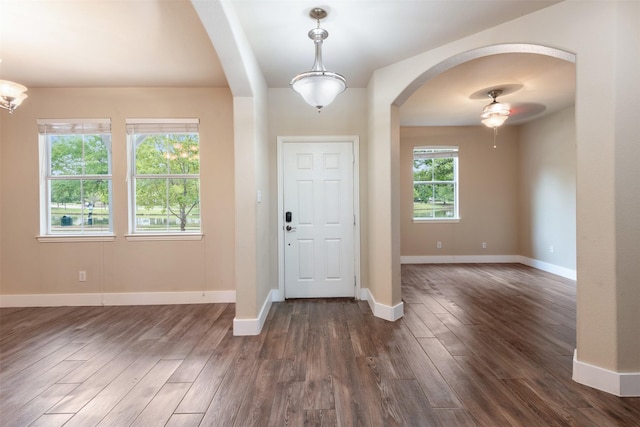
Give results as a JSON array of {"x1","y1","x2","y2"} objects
[{"x1": 508, "y1": 102, "x2": 546, "y2": 123}]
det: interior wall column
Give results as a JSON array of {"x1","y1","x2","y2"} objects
[
  {"x1": 573, "y1": 0, "x2": 640, "y2": 396},
  {"x1": 366, "y1": 81, "x2": 403, "y2": 320}
]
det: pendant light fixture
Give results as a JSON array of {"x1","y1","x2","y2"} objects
[
  {"x1": 290, "y1": 8, "x2": 347, "y2": 112},
  {"x1": 480, "y1": 89, "x2": 510, "y2": 148},
  {"x1": 0, "y1": 79, "x2": 28, "y2": 114}
]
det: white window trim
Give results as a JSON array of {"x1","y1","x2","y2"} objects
[
  {"x1": 36, "y1": 235, "x2": 116, "y2": 243},
  {"x1": 413, "y1": 146, "x2": 460, "y2": 222},
  {"x1": 37, "y1": 118, "x2": 114, "y2": 238},
  {"x1": 126, "y1": 118, "x2": 202, "y2": 237},
  {"x1": 124, "y1": 233, "x2": 203, "y2": 242},
  {"x1": 413, "y1": 218, "x2": 461, "y2": 224}
]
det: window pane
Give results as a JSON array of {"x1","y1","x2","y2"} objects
[
  {"x1": 413, "y1": 183, "x2": 434, "y2": 218},
  {"x1": 50, "y1": 136, "x2": 83, "y2": 175},
  {"x1": 83, "y1": 180, "x2": 111, "y2": 232},
  {"x1": 49, "y1": 135, "x2": 110, "y2": 176},
  {"x1": 433, "y1": 184, "x2": 455, "y2": 211},
  {"x1": 168, "y1": 178, "x2": 200, "y2": 232},
  {"x1": 84, "y1": 135, "x2": 111, "y2": 175},
  {"x1": 134, "y1": 178, "x2": 200, "y2": 232},
  {"x1": 131, "y1": 125, "x2": 200, "y2": 233},
  {"x1": 414, "y1": 182, "x2": 431, "y2": 204},
  {"x1": 50, "y1": 180, "x2": 82, "y2": 233},
  {"x1": 49, "y1": 179, "x2": 112, "y2": 233},
  {"x1": 412, "y1": 146, "x2": 458, "y2": 220},
  {"x1": 413, "y1": 183, "x2": 455, "y2": 219},
  {"x1": 413, "y1": 158, "x2": 433, "y2": 181},
  {"x1": 433, "y1": 157, "x2": 454, "y2": 181},
  {"x1": 135, "y1": 133, "x2": 199, "y2": 175},
  {"x1": 168, "y1": 135, "x2": 200, "y2": 175},
  {"x1": 135, "y1": 178, "x2": 168, "y2": 231},
  {"x1": 135, "y1": 136, "x2": 169, "y2": 175}
]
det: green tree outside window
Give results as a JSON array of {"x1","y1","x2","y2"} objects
[
  {"x1": 413, "y1": 147, "x2": 458, "y2": 219},
  {"x1": 47, "y1": 134, "x2": 112, "y2": 233},
  {"x1": 133, "y1": 133, "x2": 200, "y2": 232}
]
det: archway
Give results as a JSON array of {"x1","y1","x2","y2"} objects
[
  {"x1": 393, "y1": 44, "x2": 575, "y2": 108},
  {"x1": 394, "y1": 45, "x2": 577, "y2": 277},
  {"x1": 366, "y1": 22, "x2": 639, "y2": 395},
  {"x1": 363, "y1": 1, "x2": 639, "y2": 398}
]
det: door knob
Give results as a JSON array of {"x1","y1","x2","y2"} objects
[{"x1": 286, "y1": 225, "x2": 296, "y2": 232}]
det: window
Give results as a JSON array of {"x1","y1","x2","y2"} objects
[
  {"x1": 127, "y1": 119, "x2": 201, "y2": 234},
  {"x1": 413, "y1": 146, "x2": 459, "y2": 220},
  {"x1": 38, "y1": 119, "x2": 113, "y2": 236}
]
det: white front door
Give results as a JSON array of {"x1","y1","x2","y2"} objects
[{"x1": 282, "y1": 141, "x2": 355, "y2": 298}]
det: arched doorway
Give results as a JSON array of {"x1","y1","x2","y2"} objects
[
  {"x1": 366, "y1": 20, "x2": 640, "y2": 394},
  {"x1": 395, "y1": 47, "x2": 577, "y2": 276}
]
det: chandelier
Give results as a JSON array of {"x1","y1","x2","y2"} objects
[
  {"x1": 0, "y1": 79, "x2": 28, "y2": 114},
  {"x1": 290, "y1": 8, "x2": 347, "y2": 112}
]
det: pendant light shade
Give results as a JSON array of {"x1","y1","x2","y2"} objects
[
  {"x1": 290, "y1": 8, "x2": 346, "y2": 112},
  {"x1": 0, "y1": 79, "x2": 28, "y2": 114},
  {"x1": 291, "y1": 71, "x2": 346, "y2": 110},
  {"x1": 480, "y1": 89, "x2": 510, "y2": 128}
]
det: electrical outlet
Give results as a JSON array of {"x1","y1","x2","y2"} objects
[
  {"x1": 549, "y1": 245, "x2": 554, "y2": 253},
  {"x1": 436, "y1": 241, "x2": 442, "y2": 249},
  {"x1": 79, "y1": 271, "x2": 87, "y2": 282},
  {"x1": 482, "y1": 242, "x2": 487, "y2": 249}
]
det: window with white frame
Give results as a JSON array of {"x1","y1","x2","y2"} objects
[
  {"x1": 38, "y1": 119, "x2": 113, "y2": 235},
  {"x1": 127, "y1": 119, "x2": 201, "y2": 234},
  {"x1": 413, "y1": 146, "x2": 459, "y2": 220}
]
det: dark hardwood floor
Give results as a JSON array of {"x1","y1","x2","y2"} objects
[{"x1": 1, "y1": 263, "x2": 639, "y2": 426}]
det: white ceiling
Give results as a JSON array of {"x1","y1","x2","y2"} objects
[{"x1": 0, "y1": 0, "x2": 574, "y2": 126}]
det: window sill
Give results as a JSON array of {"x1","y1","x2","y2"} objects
[
  {"x1": 125, "y1": 233, "x2": 203, "y2": 242},
  {"x1": 413, "y1": 218, "x2": 461, "y2": 224},
  {"x1": 37, "y1": 234, "x2": 116, "y2": 243}
]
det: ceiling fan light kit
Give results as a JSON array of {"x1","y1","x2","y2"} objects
[
  {"x1": 290, "y1": 7, "x2": 347, "y2": 112},
  {"x1": 0, "y1": 79, "x2": 28, "y2": 114},
  {"x1": 480, "y1": 89, "x2": 510, "y2": 128},
  {"x1": 480, "y1": 89, "x2": 511, "y2": 148}
]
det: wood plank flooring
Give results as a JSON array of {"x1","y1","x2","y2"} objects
[{"x1": 2, "y1": 263, "x2": 639, "y2": 426}]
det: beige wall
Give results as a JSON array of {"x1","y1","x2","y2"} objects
[
  {"x1": 255, "y1": 89, "x2": 273, "y2": 317},
  {"x1": 268, "y1": 88, "x2": 369, "y2": 291},
  {"x1": 0, "y1": 87, "x2": 235, "y2": 296},
  {"x1": 519, "y1": 107, "x2": 576, "y2": 269},
  {"x1": 399, "y1": 109, "x2": 576, "y2": 266},
  {"x1": 400, "y1": 126, "x2": 520, "y2": 256},
  {"x1": 0, "y1": 117, "x2": 3, "y2": 293},
  {"x1": 365, "y1": 83, "x2": 397, "y2": 306},
  {"x1": 232, "y1": 97, "x2": 260, "y2": 319},
  {"x1": 613, "y1": 0, "x2": 640, "y2": 372},
  {"x1": 195, "y1": 0, "x2": 274, "y2": 324}
]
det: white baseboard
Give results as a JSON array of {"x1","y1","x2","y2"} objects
[
  {"x1": 400, "y1": 255, "x2": 577, "y2": 281},
  {"x1": 0, "y1": 290, "x2": 236, "y2": 307},
  {"x1": 232, "y1": 289, "x2": 279, "y2": 336},
  {"x1": 401, "y1": 255, "x2": 519, "y2": 264},
  {"x1": 517, "y1": 256, "x2": 577, "y2": 280},
  {"x1": 360, "y1": 288, "x2": 404, "y2": 321},
  {"x1": 573, "y1": 350, "x2": 640, "y2": 397},
  {"x1": 271, "y1": 288, "x2": 284, "y2": 302}
]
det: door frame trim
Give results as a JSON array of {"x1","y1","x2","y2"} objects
[{"x1": 276, "y1": 135, "x2": 361, "y2": 301}]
